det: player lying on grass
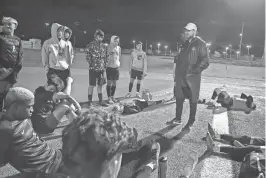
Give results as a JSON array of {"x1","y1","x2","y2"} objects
[
  {"x1": 0, "y1": 89, "x2": 160, "y2": 178},
  {"x1": 210, "y1": 87, "x2": 256, "y2": 114},
  {"x1": 31, "y1": 74, "x2": 81, "y2": 135},
  {"x1": 205, "y1": 123, "x2": 265, "y2": 162},
  {"x1": 112, "y1": 89, "x2": 166, "y2": 115}
]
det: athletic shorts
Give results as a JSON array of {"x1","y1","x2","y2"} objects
[
  {"x1": 31, "y1": 113, "x2": 59, "y2": 135},
  {"x1": 89, "y1": 69, "x2": 106, "y2": 86},
  {"x1": 106, "y1": 67, "x2": 119, "y2": 81},
  {"x1": 47, "y1": 68, "x2": 71, "y2": 88},
  {"x1": 130, "y1": 69, "x2": 143, "y2": 80}
]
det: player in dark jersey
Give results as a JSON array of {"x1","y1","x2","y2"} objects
[
  {"x1": 0, "y1": 17, "x2": 23, "y2": 111},
  {"x1": 31, "y1": 74, "x2": 81, "y2": 135}
]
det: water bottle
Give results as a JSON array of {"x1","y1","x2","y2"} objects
[{"x1": 158, "y1": 156, "x2": 168, "y2": 178}]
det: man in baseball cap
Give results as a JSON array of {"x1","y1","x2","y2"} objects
[
  {"x1": 184, "y1": 23, "x2": 197, "y2": 31},
  {"x1": 167, "y1": 22, "x2": 210, "y2": 132}
]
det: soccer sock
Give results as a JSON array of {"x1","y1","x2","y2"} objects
[
  {"x1": 98, "y1": 93, "x2": 103, "y2": 102},
  {"x1": 137, "y1": 83, "x2": 141, "y2": 92},
  {"x1": 88, "y1": 95, "x2": 92, "y2": 102},
  {"x1": 106, "y1": 85, "x2": 111, "y2": 97},
  {"x1": 129, "y1": 82, "x2": 133, "y2": 92},
  {"x1": 111, "y1": 86, "x2": 116, "y2": 97}
]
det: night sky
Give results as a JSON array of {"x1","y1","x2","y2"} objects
[{"x1": 1, "y1": 0, "x2": 265, "y2": 54}]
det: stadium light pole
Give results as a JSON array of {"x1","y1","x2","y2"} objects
[
  {"x1": 133, "y1": 40, "x2": 135, "y2": 49},
  {"x1": 229, "y1": 44, "x2": 232, "y2": 60},
  {"x1": 246, "y1": 45, "x2": 251, "y2": 56},
  {"x1": 164, "y1": 45, "x2": 168, "y2": 55},
  {"x1": 157, "y1": 43, "x2": 161, "y2": 54},
  {"x1": 239, "y1": 22, "x2": 245, "y2": 56}
]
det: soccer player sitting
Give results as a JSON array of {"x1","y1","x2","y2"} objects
[
  {"x1": 113, "y1": 89, "x2": 166, "y2": 115},
  {"x1": 211, "y1": 87, "x2": 256, "y2": 114},
  {"x1": 31, "y1": 74, "x2": 81, "y2": 135}
]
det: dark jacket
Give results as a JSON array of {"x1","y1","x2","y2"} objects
[
  {"x1": 0, "y1": 32, "x2": 23, "y2": 83},
  {"x1": 175, "y1": 36, "x2": 210, "y2": 102},
  {"x1": 0, "y1": 116, "x2": 61, "y2": 174}
]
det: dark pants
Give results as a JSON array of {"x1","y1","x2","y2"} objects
[
  {"x1": 219, "y1": 135, "x2": 265, "y2": 161},
  {"x1": 220, "y1": 134, "x2": 265, "y2": 146},
  {"x1": 220, "y1": 145, "x2": 262, "y2": 162}
]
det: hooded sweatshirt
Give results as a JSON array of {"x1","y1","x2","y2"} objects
[
  {"x1": 130, "y1": 49, "x2": 147, "y2": 73},
  {"x1": 107, "y1": 36, "x2": 121, "y2": 68},
  {"x1": 42, "y1": 23, "x2": 70, "y2": 71},
  {"x1": 64, "y1": 26, "x2": 74, "y2": 65}
]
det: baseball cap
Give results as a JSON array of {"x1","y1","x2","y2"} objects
[{"x1": 184, "y1": 23, "x2": 197, "y2": 31}]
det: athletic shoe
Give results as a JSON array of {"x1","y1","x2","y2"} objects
[
  {"x1": 233, "y1": 140, "x2": 245, "y2": 148},
  {"x1": 107, "y1": 97, "x2": 114, "y2": 104},
  {"x1": 111, "y1": 96, "x2": 118, "y2": 103},
  {"x1": 170, "y1": 96, "x2": 176, "y2": 101},
  {"x1": 136, "y1": 92, "x2": 141, "y2": 98},
  {"x1": 125, "y1": 92, "x2": 131, "y2": 98},
  {"x1": 206, "y1": 132, "x2": 215, "y2": 152},
  {"x1": 146, "y1": 142, "x2": 161, "y2": 172},
  {"x1": 166, "y1": 118, "x2": 182, "y2": 125},
  {"x1": 98, "y1": 101, "x2": 109, "y2": 107}
]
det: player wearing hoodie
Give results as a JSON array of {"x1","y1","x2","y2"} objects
[
  {"x1": 125, "y1": 41, "x2": 147, "y2": 98},
  {"x1": 0, "y1": 17, "x2": 23, "y2": 111},
  {"x1": 63, "y1": 26, "x2": 74, "y2": 66},
  {"x1": 106, "y1": 35, "x2": 121, "y2": 104},
  {"x1": 42, "y1": 23, "x2": 72, "y2": 95}
]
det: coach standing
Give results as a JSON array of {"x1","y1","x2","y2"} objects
[
  {"x1": 167, "y1": 23, "x2": 210, "y2": 131},
  {"x1": 86, "y1": 29, "x2": 109, "y2": 107},
  {"x1": 0, "y1": 17, "x2": 23, "y2": 111}
]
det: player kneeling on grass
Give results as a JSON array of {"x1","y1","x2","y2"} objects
[
  {"x1": 113, "y1": 89, "x2": 166, "y2": 115},
  {"x1": 126, "y1": 41, "x2": 147, "y2": 98},
  {"x1": 31, "y1": 74, "x2": 81, "y2": 135},
  {"x1": 211, "y1": 87, "x2": 256, "y2": 114}
]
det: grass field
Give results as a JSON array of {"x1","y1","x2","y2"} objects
[{"x1": 0, "y1": 51, "x2": 265, "y2": 178}]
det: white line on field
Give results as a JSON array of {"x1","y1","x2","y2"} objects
[{"x1": 200, "y1": 108, "x2": 233, "y2": 178}]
